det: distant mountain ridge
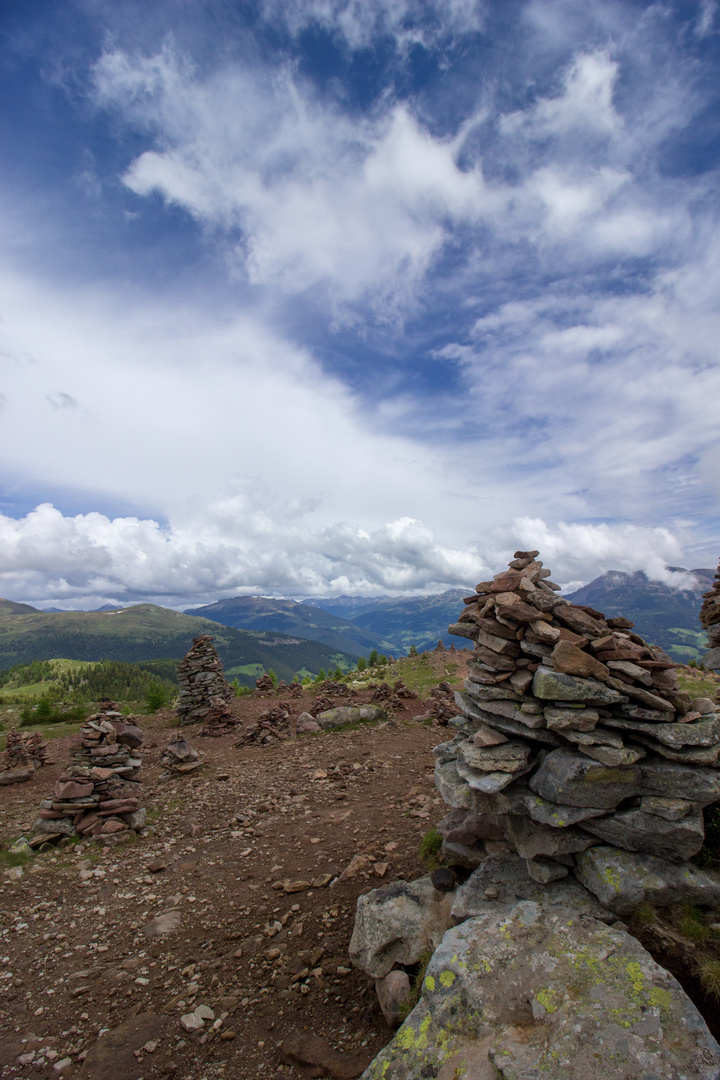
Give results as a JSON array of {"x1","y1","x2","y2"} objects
[
  {"x1": 185, "y1": 596, "x2": 390, "y2": 658},
  {"x1": 0, "y1": 601, "x2": 357, "y2": 685},
  {"x1": 566, "y1": 568, "x2": 712, "y2": 663}
]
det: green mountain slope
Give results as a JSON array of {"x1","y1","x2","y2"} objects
[
  {"x1": 0, "y1": 602, "x2": 357, "y2": 686},
  {"x1": 351, "y1": 590, "x2": 470, "y2": 654},
  {"x1": 566, "y1": 568, "x2": 713, "y2": 663},
  {"x1": 185, "y1": 596, "x2": 388, "y2": 658}
]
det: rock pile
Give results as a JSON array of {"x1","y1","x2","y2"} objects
[
  {"x1": 437, "y1": 549, "x2": 720, "y2": 885},
  {"x1": 237, "y1": 705, "x2": 292, "y2": 745},
  {"x1": 700, "y1": 559, "x2": 720, "y2": 672},
  {"x1": 199, "y1": 696, "x2": 239, "y2": 736},
  {"x1": 160, "y1": 734, "x2": 203, "y2": 775},
  {"x1": 33, "y1": 701, "x2": 145, "y2": 842},
  {"x1": 0, "y1": 729, "x2": 51, "y2": 783},
  {"x1": 255, "y1": 673, "x2": 275, "y2": 694},
  {"x1": 177, "y1": 636, "x2": 234, "y2": 724}
]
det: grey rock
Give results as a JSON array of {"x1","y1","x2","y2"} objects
[
  {"x1": 144, "y1": 910, "x2": 181, "y2": 937},
  {"x1": 604, "y1": 715, "x2": 720, "y2": 748},
  {"x1": 635, "y1": 740, "x2": 720, "y2": 765},
  {"x1": 619, "y1": 703, "x2": 676, "y2": 722},
  {"x1": 451, "y1": 853, "x2": 614, "y2": 924},
  {"x1": 582, "y1": 808, "x2": 705, "y2": 861},
  {"x1": 374, "y1": 970, "x2": 411, "y2": 1028},
  {"x1": 455, "y1": 757, "x2": 525, "y2": 793},
  {"x1": 640, "y1": 759, "x2": 720, "y2": 805},
  {"x1": 434, "y1": 760, "x2": 530, "y2": 815},
  {"x1": 31, "y1": 817, "x2": 76, "y2": 837},
  {"x1": 315, "y1": 705, "x2": 386, "y2": 729},
  {"x1": 432, "y1": 737, "x2": 462, "y2": 764},
  {"x1": 349, "y1": 876, "x2": 456, "y2": 979},
  {"x1": 440, "y1": 838, "x2": 486, "y2": 869},
  {"x1": 504, "y1": 815, "x2": 598, "y2": 859},
  {"x1": 640, "y1": 796, "x2": 694, "y2": 820},
  {"x1": 606, "y1": 676, "x2": 676, "y2": 713},
  {"x1": 524, "y1": 793, "x2": 609, "y2": 829},
  {"x1": 533, "y1": 666, "x2": 628, "y2": 704},
  {"x1": 457, "y1": 690, "x2": 545, "y2": 729},
  {"x1": 561, "y1": 726, "x2": 625, "y2": 748},
  {"x1": 457, "y1": 739, "x2": 531, "y2": 774},
  {"x1": 457, "y1": 704, "x2": 562, "y2": 746},
  {"x1": 575, "y1": 844, "x2": 720, "y2": 913},
  {"x1": 464, "y1": 678, "x2": 521, "y2": 701},
  {"x1": 530, "y1": 749, "x2": 642, "y2": 808},
  {"x1": 545, "y1": 707, "x2": 598, "y2": 731},
  {"x1": 695, "y1": 698, "x2": 717, "y2": 715},
  {"x1": 577, "y1": 744, "x2": 646, "y2": 767},
  {"x1": 525, "y1": 856, "x2": 569, "y2": 883},
  {"x1": 702, "y1": 646, "x2": 720, "y2": 670},
  {"x1": 361, "y1": 903, "x2": 720, "y2": 1080}
]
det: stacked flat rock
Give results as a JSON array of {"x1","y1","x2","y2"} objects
[
  {"x1": 160, "y1": 734, "x2": 203, "y2": 774},
  {"x1": 2, "y1": 729, "x2": 50, "y2": 770},
  {"x1": 177, "y1": 635, "x2": 233, "y2": 724},
  {"x1": 33, "y1": 701, "x2": 145, "y2": 841},
  {"x1": 700, "y1": 557, "x2": 720, "y2": 672},
  {"x1": 437, "y1": 549, "x2": 720, "y2": 884},
  {"x1": 199, "y1": 695, "x2": 239, "y2": 736}
]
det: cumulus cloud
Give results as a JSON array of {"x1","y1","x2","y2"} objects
[{"x1": 0, "y1": 502, "x2": 491, "y2": 607}]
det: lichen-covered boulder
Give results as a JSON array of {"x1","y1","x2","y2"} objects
[
  {"x1": 349, "y1": 876, "x2": 456, "y2": 979},
  {"x1": 575, "y1": 844, "x2": 720, "y2": 913},
  {"x1": 360, "y1": 901, "x2": 720, "y2": 1080}
]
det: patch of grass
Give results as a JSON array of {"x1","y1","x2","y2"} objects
[
  {"x1": 0, "y1": 847, "x2": 33, "y2": 868},
  {"x1": 631, "y1": 902, "x2": 657, "y2": 926},
  {"x1": 669, "y1": 903, "x2": 713, "y2": 943},
  {"x1": 697, "y1": 958, "x2": 720, "y2": 1001},
  {"x1": 398, "y1": 949, "x2": 434, "y2": 1023},
  {"x1": 419, "y1": 826, "x2": 443, "y2": 871},
  {"x1": 676, "y1": 672, "x2": 720, "y2": 699}
]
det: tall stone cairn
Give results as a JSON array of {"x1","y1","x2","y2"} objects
[
  {"x1": 438, "y1": 549, "x2": 720, "y2": 885},
  {"x1": 700, "y1": 557, "x2": 720, "y2": 671},
  {"x1": 176, "y1": 635, "x2": 233, "y2": 725},
  {"x1": 33, "y1": 700, "x2": 145, "y2": 842}
]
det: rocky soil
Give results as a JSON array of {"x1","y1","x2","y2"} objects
[{"x1": 0, "y1": 656, "x2": 467, "y2": 1080}]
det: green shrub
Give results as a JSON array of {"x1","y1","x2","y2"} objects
[
  {"x1": 144, "y1": 682, "x2": 172, "y2": 713},
  {"x1": 357, "y1": 657, "x2": 367, "y2": 672},
  {"x1": 419, "y1": 826, "x2": 443, "y2": 870}
]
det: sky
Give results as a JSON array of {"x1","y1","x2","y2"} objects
[{"x1": 1, "y1": 0, "x2": 720, "y2": 610}]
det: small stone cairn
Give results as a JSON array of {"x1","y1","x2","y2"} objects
[
  {"x1": 33, "y1": 700, "x2": 145, "y2": 843},
  {"x1": 438, "y1": 549, "x2": 720, "y2": 884},
  {"x1": 160, "y1": 733, "x2": 203, "y2": 775},
  {"x1": 700, "y1": 558, "x2": 720, "y2": 672},
  {"x1": 177, "y1": 635, "x2": 234, "y2": 725},
  {"x1": 0, "y1": 729, "x2": 51, "y2": 784}
]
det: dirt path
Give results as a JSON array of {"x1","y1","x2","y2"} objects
[{"x1": 0, "y1": 662, "x2": 467, "y2": 1080}]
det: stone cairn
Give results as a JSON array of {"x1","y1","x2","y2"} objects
[
  {"x1": 437, "y1": 549, "x2": 720, "y2": 883},
  {"x1": 177, "y1": 635, "x2": 235, "y2": 725},
  {"x1": 700, "y1": 559, "x2": 720, "y2": 673},
  {"x1": 0, "y1": 729, "x2": 51, "y2": 784},
  {"x1": 160, "y1": 733, "x2": 203, "y2": 775},
  {"x1": 33, "y1": 700, "x2": 145, "y2": 843}
]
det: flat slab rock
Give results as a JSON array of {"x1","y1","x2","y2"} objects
[
  {"x1": 451, "y1": 853, "x2": 614, "y2": 924},
  {"x1": 575, "y1": 844, "x2": 720, "y2": 913},
  {"x1": 360, "y1": 901, "x2": 720, "y2": 1080}
]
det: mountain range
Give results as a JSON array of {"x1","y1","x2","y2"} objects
[
  {"x1": 0, "y1": 601, "x2": 357, "y2": 685},
  {"x1": 565, "y1": 568, "x2": 712, "y2": 663}
]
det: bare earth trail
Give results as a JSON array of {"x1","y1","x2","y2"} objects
[{"x1": 0, "y1": 667, "x2": 465, "y2": 1080}]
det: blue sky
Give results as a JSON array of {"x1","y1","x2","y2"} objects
[{"x1": 1, "y1": 0, "x2": 720, "y2": 608}]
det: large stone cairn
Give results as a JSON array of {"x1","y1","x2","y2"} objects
[
  {"x1": 700, "y1": 557, "x2": 720, "y2": 671},
  {"x1": 33, "y1": 700, "x2": 145, "y2": 841},
  {"x1": 438, "y1": 549, "x2": 720, "y2": 883},
  {"x1": 177, "y1": 635, "x2": 234, "y2": 725}
]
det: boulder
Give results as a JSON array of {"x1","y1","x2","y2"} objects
[
  {"x1": 315, "y1": 705, "x2": 386, "y2": 730},
  {"x1": 360, "y1": 902, "x2": 720, "y2": 1080},
  {"x1": 574, "y1": 844, "x2": 720, "y2": 913},
  {"x1": 374, "y1": 970, "x2": 411, "y2": 1028},
  {"x1": 349, "y1": 876, "x2": 456, "y2": 979}
]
